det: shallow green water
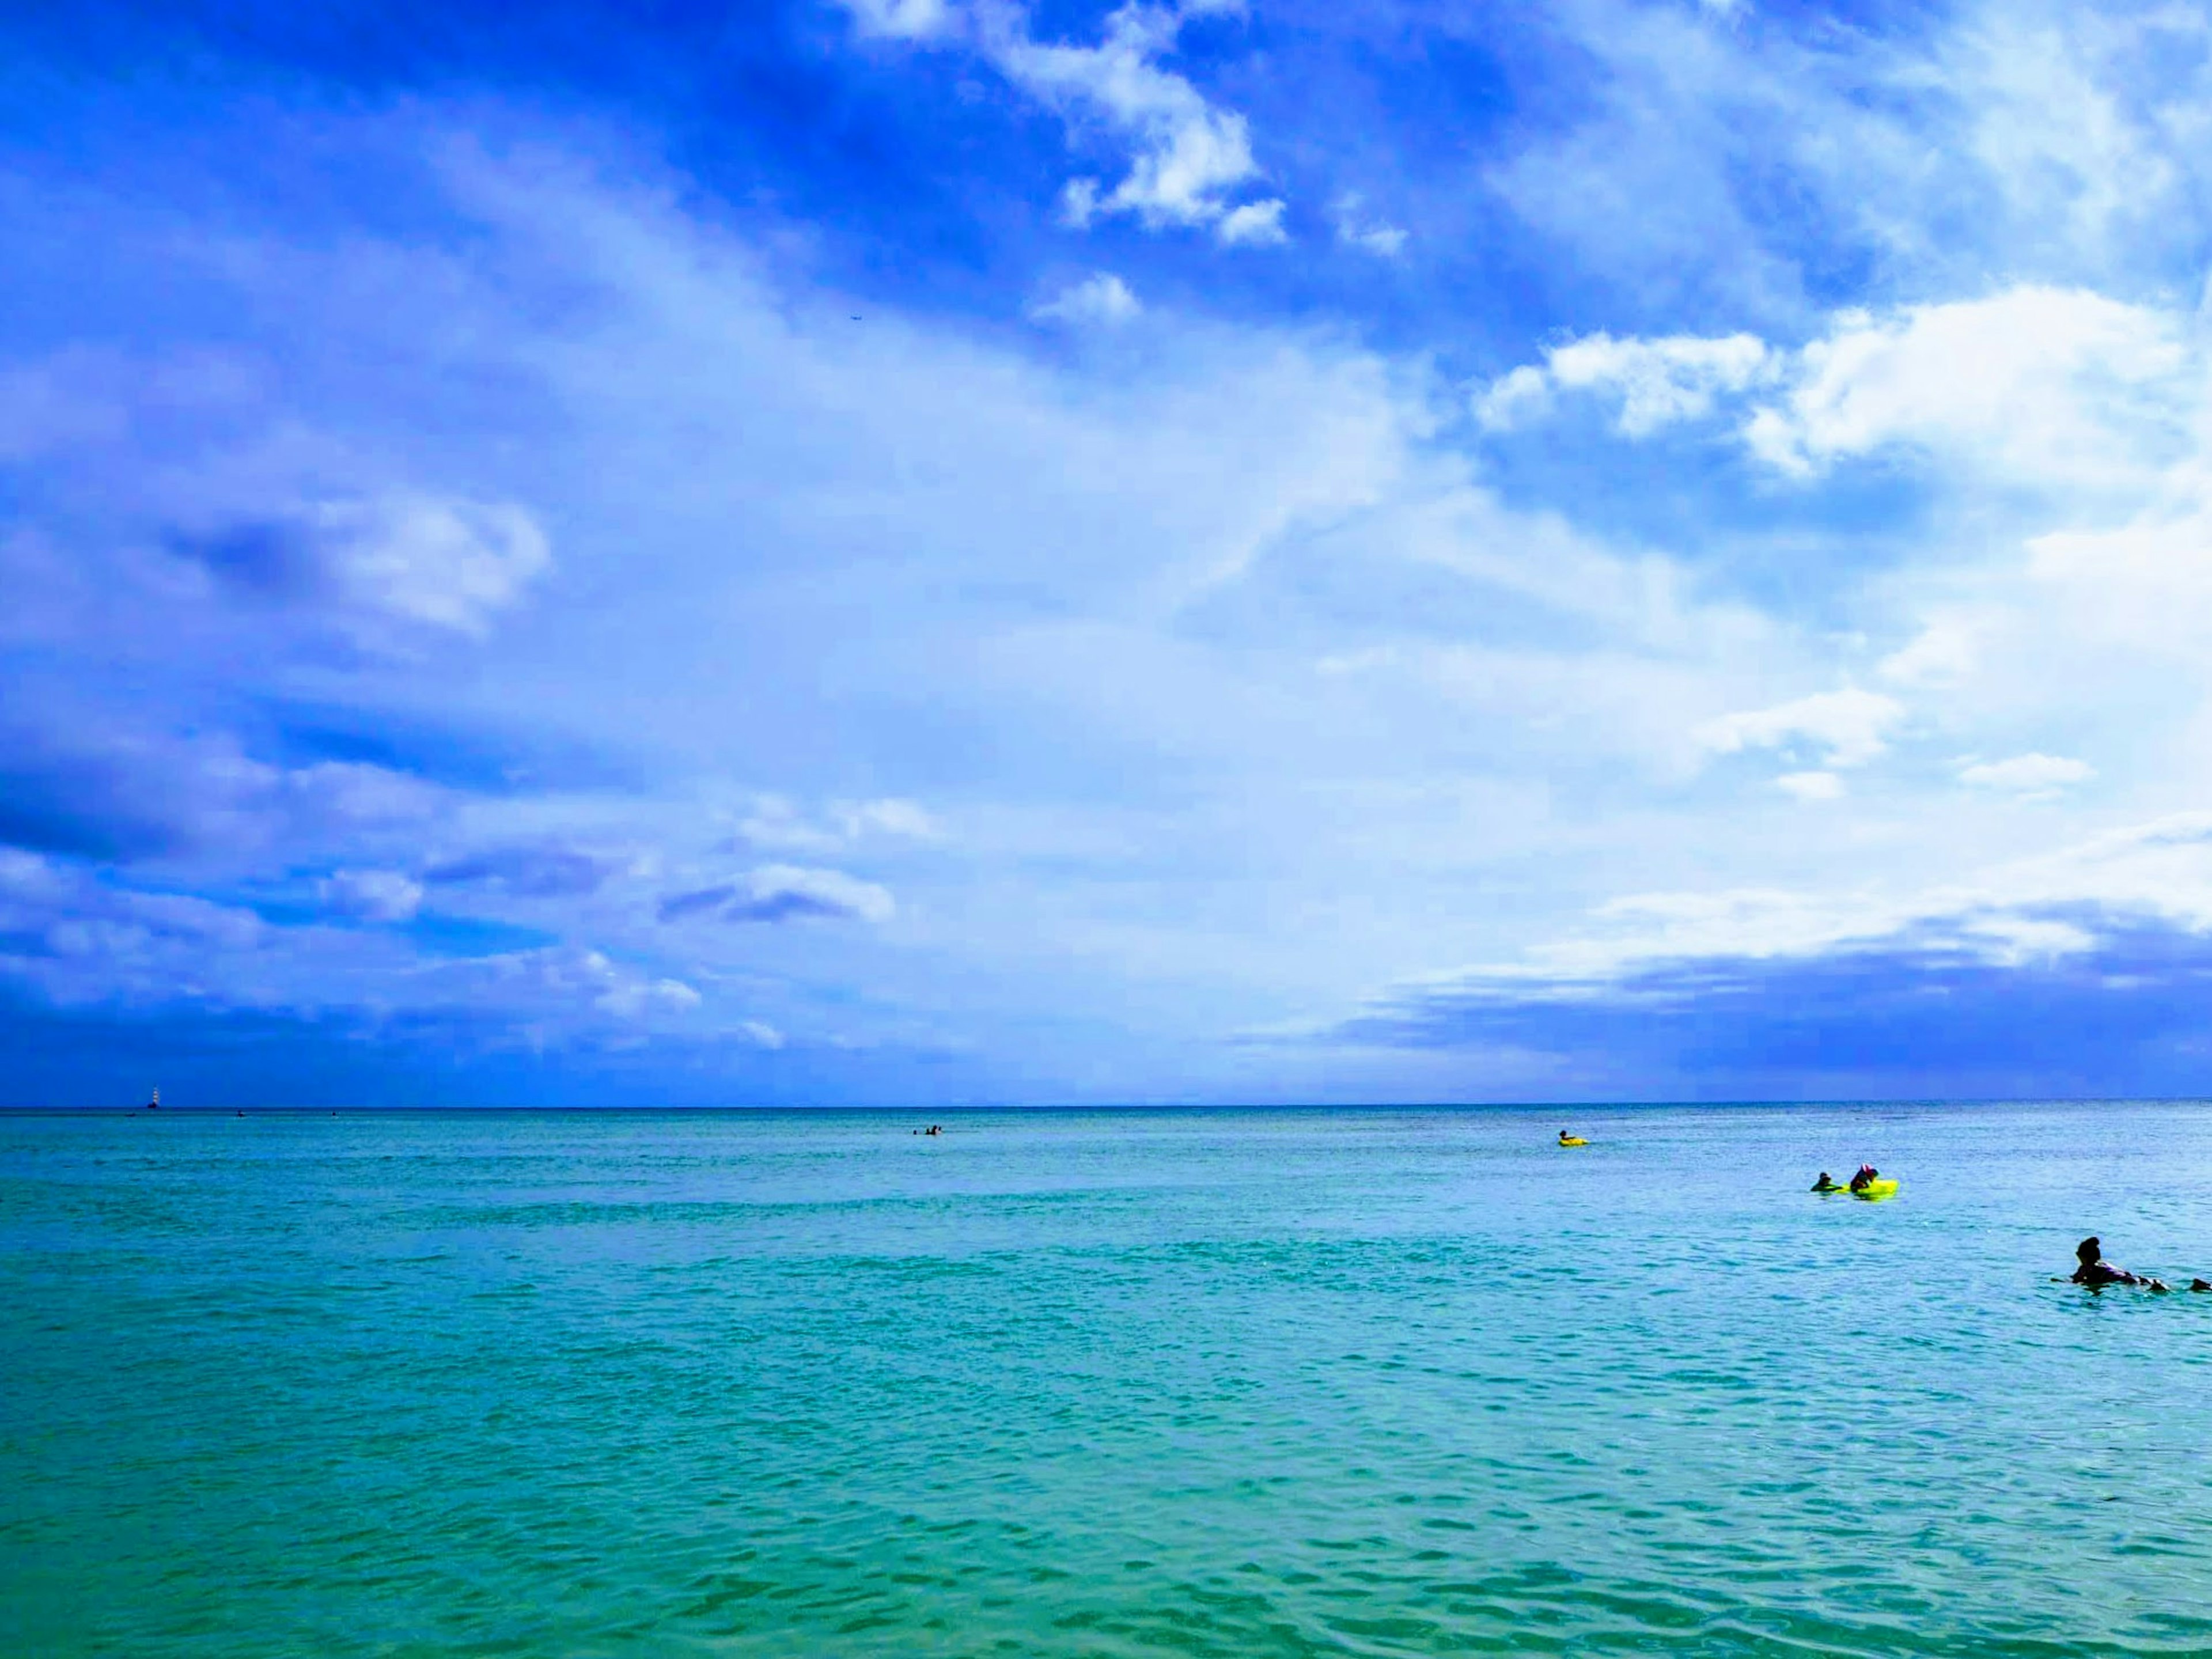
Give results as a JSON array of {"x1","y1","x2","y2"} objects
[{"x1": 5, "y1": 1103, "x2": 2211, "y2": 1657}]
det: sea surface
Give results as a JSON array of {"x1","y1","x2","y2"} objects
[{"x1": 5, "y1": 1102, "x2": 2211, "y2": 1657}]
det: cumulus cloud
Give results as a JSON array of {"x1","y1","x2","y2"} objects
[
  {"x1": 1482, "y1": 289, "x2": 2188, "y2": 491},
  {"x1": 1476, "y1": 331, "x2": 1772, "y2": 436},
  {"x1": 1744, "y1": 287, "x2": 2186, "y2": 483},
  {"x1": 0, "y1": 839, "x2": 717, "y2": 1044},
  {"x1": 991, "y1": 2, "x2": 1268, "y2": 232},
  {"x1": 659, "y1": 865, "x2": 896, "y2": 926},
  {"x1": 1029, "y1": 272, "x2": 1142, "y2": 325},
  {"x1": 1215, "y1": 198, "x2": 1287, "y2": 247},
  {"x1": 1959, "y1": 753, "x2": 2094, "y2": 794},
  {"x1": 846, "y1": 0, "x2": 1285, "y2": 241},
  {"x1": 1696, "y1": 687, "x2": 1905, "y2": 770},
  {"x1": 0, "y1": 849, "x2": 268, "y2": 1006}
]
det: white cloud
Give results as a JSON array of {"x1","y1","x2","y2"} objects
[
  {"x1": 842, "y1": 0, "x2": 955, "y2": 39},
  {"x1": 416, "y1": 945, "x2": 705, "y2": 1028},
  {"x1": 1696, "y1": 687, "x2": 1904, "y2": 769},
  {"x1": 1029, "y1": 272, "x2": 1142, "y2": 325},
  {"x1": 1479, "y1": 289, "x2": 2188, "y2": 490},
  {"x1": 1777, "y1": 770, "x2": 1844, "y2": 801},
  {"x1": 319, "y1": 868, "x2": 425, "y2": 922},
  {"x1": 848, "y1": 0, "x2": 1283, "y2": 241},
  {"x1": 836, "y1": 798, "x2": 941, "y2": 840},
  {"x1": 1332, "y1": 195, "x2": 1406, "y2": 257},
  {"x1": 1486, "y1": 809, "x2": 2212, "y2": 986},
  {"x1": 1471, "y1": 365, "x2": 1553, "y2": 433},
  {"x1": 1216, "y1": 198, "x2": 1287, "y2": 247},
  {"x1": 590, "y1": 961, "x2": 703, "y2": 1019},
  {"x1": 1477, "y1": 332, "x2": 1772, "y2": 435},
  {"x1": 1959, "y1": 752, "x2": 2093, "y2": 793},
  {"x1": 2023, "y1": 497, "x2": 2212, "y2": 654},
  {"x1": 1877, "y1": 622, "x2": 1979, "y2": 688},
  {"x1": 984, "y1": 2, "x2": 1271, "y2": 233},
  {"x1": 0, "y1": 850, "x2": 279, "y2": 1007},
  {"x1": 310, "y1": 495, "x2": 551, "y2": 635},
  {"x1": 1744, "y1": 287, "x2": 2187, "y2": 483},
  {"x1": 735, "y1": 796, "x2": 940, "y2": 851},
  {"x1": 172, "y1": 492, "x2": 552, "y2": 638}
]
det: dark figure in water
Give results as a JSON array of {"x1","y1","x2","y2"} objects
[
  {"x1": 2071, "y1": 1237, "x2": 2168, "y2": 1292},
  {"x1": 1811, "y1": 1172, "x2": 1842, "y2": 1192},
  {"x1": 1847, "y1": 1164, "x2": 1880, "y2": 1192}
]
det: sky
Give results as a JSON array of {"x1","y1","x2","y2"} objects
[{"x1": 8, "y1": 0, "x2": 2212, "y2": 1104}]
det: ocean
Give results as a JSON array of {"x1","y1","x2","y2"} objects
[{"x1": 5, "y1": 1102, "x2": 2210, "y2": 1656}]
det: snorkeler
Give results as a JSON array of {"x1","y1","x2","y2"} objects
[
  {"x1": 1810, "y1": 1171, "x2": 1842, "y2": 1192},
  {"x1": 2070, "y1": 1236, "x2": 2169, "y2": 1292}
]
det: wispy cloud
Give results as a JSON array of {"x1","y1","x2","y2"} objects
[
  {"x1": 1696, "y1": 688, "x2": 1905, "y2": 771},
  {"x1": 659, "y1": 866, "x2": 896, "y2": 926},
  {"x1": 1959, "y1": 753, "x2": 2093, "y2": 795},
  {"x1": 1331, "y1": 195, "x2": 1406, "y2": 257}
]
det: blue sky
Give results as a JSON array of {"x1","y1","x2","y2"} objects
[{"x1": 8, "y1": 0, "x2": 2212, "y2": 1104}]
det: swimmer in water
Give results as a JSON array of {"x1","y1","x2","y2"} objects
[
  {"x1": 1811, "y1": 1171, "x2": 1842, "y2": 1192},
  {"x1": 2070, "y1": 1236, "x2": 2168, "y2": 1292}
]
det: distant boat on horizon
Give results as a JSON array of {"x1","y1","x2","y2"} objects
[{"x1": 145, "y1": 1086, "x2": 159, "y2": 1111}]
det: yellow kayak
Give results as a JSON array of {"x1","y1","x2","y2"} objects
[
  {"x1": 1558, "y1": 1136, "x2": 1588, "y2": 1147},
  {"x1": 1815, "y1": 1178, "x2": 1899, "y2": 1200}
]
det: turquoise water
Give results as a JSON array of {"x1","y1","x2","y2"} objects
[{"x1": 6, "y1": 1103, "x2": 2212, "y2": 1657}]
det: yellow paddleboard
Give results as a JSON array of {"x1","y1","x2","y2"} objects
[{"x1": 1816, "y1": 1178, "x2": 1898, "y2": 1200}]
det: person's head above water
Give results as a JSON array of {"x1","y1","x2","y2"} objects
[{"x1": 2078, "y1": 1236, "x2": 2103, "y2": 1267}]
